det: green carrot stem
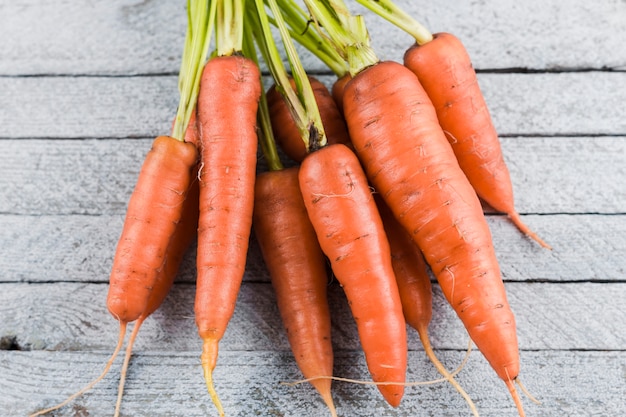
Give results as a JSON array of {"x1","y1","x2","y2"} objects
[
  {"x1": 172, "y1": 0, "x2": 216, "y2": 141},
  {"x1": 354, "y1": 0, "x2": 433, "y2": 45}
]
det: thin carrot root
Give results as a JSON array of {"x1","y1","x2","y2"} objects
[
  {"x1": 508, "y1": 211, "x2": 552, "y2": 250},
  {"x1": 114, "y1": 319, "x2": 144, "y2": 417},
  {"x1": 29, "y1": 322, "x2": 128, "y2": 417},
  {"x1": 201, "y1": 338, "x2": 224, "y2": 417},
  {"x1": 505, "y1": 377, "x2": 527, "y2": 417},
  {"x1": 417, "y1": 327, "x2": 480, "y2": 417},
  {"x1": 516, "y1": 377, "x2": 541, "y2": 405},
  {"x1": 320, "y1": 390, "x2": 338, "y2": 417}
]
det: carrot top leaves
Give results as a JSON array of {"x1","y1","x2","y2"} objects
[
  {"x1": 251, "y1": 0, "x2": 327, "y2": 153},
  {"x1": 354, "y1": 0, "x2": 433, "y2": 45},
  {"x1": 172, "y1": 0, "x2": 216, "y2": 141}
]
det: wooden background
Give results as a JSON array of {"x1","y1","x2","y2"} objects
[{"x1": 1, "y1": 0, "x2": 625, "y2": 416}]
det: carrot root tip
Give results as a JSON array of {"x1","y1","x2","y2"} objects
[{"x1": 201, "y1": 338, "x2": 224, "y2": 417}]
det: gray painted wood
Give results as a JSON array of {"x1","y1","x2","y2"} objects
[
  {"x1": 1, "y1": 1, "x2": 625, "y2": 416},
  {"x1": 1, "y1": 214, "x2": 625, "y2": 284},
  {"x1": 1, "y1": 136, "x2": 625, "y2": 215},
  {"x1": 1, "y1": 282, "x2": 625, "y2": 352},
  {"x1": 2, "y1": 72, "x2": 626, "y2": 139},
  {"x1": 1, "y1": 0, "x2": 625, "y2": 75},
  {"x1": 2, "y1": 350, "x2": 624, "y2": 417}
]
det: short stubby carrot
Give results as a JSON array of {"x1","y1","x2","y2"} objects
[
  {"x1": 266, "y1": 76, "x2": 351, "y2": 163},
  {"x1": 299, "y1": 143, "x2": 407, "y2": 407},
  {"x1": 343, "y1": 61, "x2": 522, "y2": 410},
  {"x1": 107, "y1": 135, "x2": 198, "y2": 324},
  {"x1": 194, "y1": 54, "x2": 262, "y2": 413},
  {"x1": 403, "y1": 32, "x2": 549, "y2": 248},
  {"x1": 253, "y1": 167, "x2": 336, "y2": 416}
]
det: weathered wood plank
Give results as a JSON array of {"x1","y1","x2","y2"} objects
[
  {"x1": 2, "y1": 350, "x2": 624, "y2": 417},
  {"x1": 2, "y1": 72, "x2": 625, "y2": 139},
  {"x1": 2, "y1": 282, "x2": 625, "y2": 352},
  {"x1": 1, "y1": 214, "x2": 624, "y2": 284},
  {"x1": 1, "y1": 0, "x2": 624, "y2": 75},
  {"x1": 1, "y1": 137, "x2": 624, "y2": 216}
]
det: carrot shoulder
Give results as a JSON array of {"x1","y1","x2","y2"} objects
[
  {"x1": 194, "y1": 54, "x2": 261, "y2": 414},
  {"x1": 343, "y1": 61, "x2": 523, "y2": 413},
  {"x1": 299, "y1": 143, "x2": 407, "y2": 407},
  {"x1": 403, "y1": 32, "x2": 550, "y2": 249},
  {"x1": 266, "y1": 76, "x2": 351, "y2": 163}
]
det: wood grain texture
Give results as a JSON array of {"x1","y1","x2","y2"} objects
[
  {"x1": 1, "y1": 282, "x2": 625, "y2": 353},
  {"x1": 2, "y1": 350, "x2": 624, "y2": 417},
  {"x1": 1, "y1": 137, "x2": 624, "y2": 215},
  {"x1": 2, "y1": 73, "x2": 625, "y2": 139},
  {"x1": 1, "y1": 1, "x2": 625, "y2": 416},
  {"x1": 1, "y1": 0, "x2": 624, "y2": 75},
  {"x1": 1, "y1": 214, "x2": 625, "y2": 284}
]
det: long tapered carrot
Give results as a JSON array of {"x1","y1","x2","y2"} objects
[
  {"x1": 342, "y1": 60, "x2": 525, "y2": 416},
  {"x1": 267, "y1": 76, "x2": 351, "y2": 163},
  {"x1": 30, "y1": 124, "x2": 199, "y2": 417},
  {"x1": 299, "y1": 143, "x2": 407, "y2": 407},
  {"x1": 106, "y1": 135, "x2": 198, "y2": 323},
  {"x1": 402, "y1": 32, "x2": 550, "y2": 249},
  {"x1": 375, "y1": 195, "x2": 480, "y2": 417},
  {"x1": 114, "y1": 160, "x2": 200, "y2": 417},
  {"x1": 253, "y1": 167, "x2": 337, "y2": 416},
  {"x1": 194, "y1": 53, "x2": 262, "y2": 416}
]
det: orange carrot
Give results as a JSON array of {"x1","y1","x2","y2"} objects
[
  {"x1": 106, "y1": 135, "x2": 198, "y2": 323},
  {"x1": 194, "y1": 54, "x2": 261, "y2": 415},
  {"x1": 266, "y1": 76, "x2": 351, "y2": 162},
  {"x1": 299, "y1": 143, "x2": 407, "y2": 407},
  {"x1": 114, "y1": 163, "x2": 200, "y2": 417},
  {"x1": 30, "y1": 128, "x2": 199, "y2": 417},
  {"x1": 253, "y1": 166, "x2": 336, "y2": 416},
  {"x1": 331, "y1": 73, "x2": 351, "y2": 116},
  {"x1": 403, "y1": 32, "x2": 550, "y2": 249},
  {"x1": 342, "y1": 60, "x2": 525, "y2": 415},
  {"x1": 376, "y1": 195, "x2": 480, "y2": 416}
]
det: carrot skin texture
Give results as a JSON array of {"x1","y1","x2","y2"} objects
[
  {"x1": 343, "y1": 62, "x2": 520, "y2": 386},
  {"x1": 331, "y1": 74, "x2": 351, "y2": 116},
  {"x1": 253, "y1": 167, "x2": 335, "y2": 413},
  {"x1": 404, "y1": 33, "x2": 549, "y2": 248},
  {"x1": 299, "y1": 144, "x2": 407, "y2": 407},
  {"x1": 267, "y1": 76, "x2": 351, "y2": 163},
  {"x1": 194, "y1": 55, "x2": 261, "y2": 354},
  {"x1": 106, "y1": 135, "x2": 199, "y2": 323}
]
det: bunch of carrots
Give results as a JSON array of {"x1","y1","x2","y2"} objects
[{"x1": 30, "y1": 1, "x2": 549, "y2": 416}]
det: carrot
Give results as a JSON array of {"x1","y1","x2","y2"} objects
[
  {"x1": 253, "y1": 167, "x2": 336, "y2": 416},
  {"x1": 114, "y1": 161, "x2": 200, "y2": 417},
  {"x1": 342, "y1": 59, "x2": 525, "y2": 416},
  {"x1": 375, "y1": 195, "x2": 480, "y2": 417},
  {"x1": 194, "y1": 53, "x2": 261, "y2": 416},
  {"x1": 299, "y1": 143, "x2": 407, "y2": 407},
  {"x1": 330, "y1": 73, "x2": 351, "y2": 116},
  {"x1": 267, "y1": 76, "x2": 351, "y2": 163},
  {"x1": 30, "y1": 126, "x2": 199, "y2": 417},
  {"x1": 403, "y1": 32, "x2": 550, "y2": 249}
]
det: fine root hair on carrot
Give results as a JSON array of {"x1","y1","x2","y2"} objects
[
  {"x1": 201, "y1": 338, "x2": 225, "y2": 417},
  {"x1": 114, "y1": 319, "x2": 145, "y2": 417},
  {"x1": 418, "y1": 328, "x2": 479, "y2": 417},
  {"x1": 28, "y1": 322, "x2": 128, "y2": 417},
  {"x1": 282, "y1": 374, "x2": 452, "y2": 388},
  {"x1": 515, "y1": 377, "x2": 542, "y2": 405}
]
